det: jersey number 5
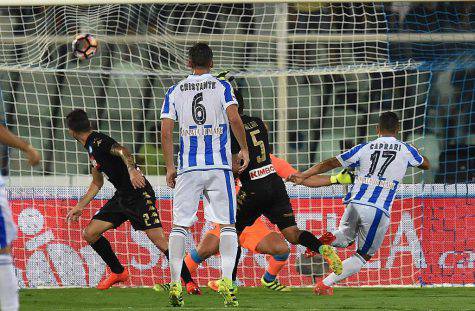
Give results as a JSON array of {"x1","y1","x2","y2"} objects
[
  {"x1": 192, "y1": 92, "x2": 206, "y2": 125},
  {"x1": 368, "y1": 150, "x2": 397, "y2": 177},
  {"x1": 250, "y1": 129, "x2": 266, "y2": 163}
]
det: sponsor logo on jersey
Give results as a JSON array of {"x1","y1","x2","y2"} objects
[
  {"x1": 249, "y1": 164, "x2": 276, "y2": 180},
  {"x1": 89, "y1": 155, "x2": 100, "y2": 170},
  {"x1": 356, "y1": 175, "x2": 396, "y2": 190},
  {"x1": 180, "y1": 126, "x2": 224, "y2": 137}
]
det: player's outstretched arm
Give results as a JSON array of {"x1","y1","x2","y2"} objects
[
  {"x1": 0, "y1": 124, "x2": 40, "y2": 166},
  {"x1": 226, "y1": 105, "x2": 249, "y2": 173},
  {"x1": 288, "y1": 157, "x2": 342, "y2": 184},
  {"x1": 299, "y1": 175, "x2": 332, "y2": 187},
  {"x1": 299, "y1": 169, "x2": 355, "y2": 188},
  {"x1": 271, "y1": 154, "x2": 353, "y2": 187},
  {"x1": 67, "y1": 167, "x2": 103, "y2": 222},
  {"x1": 110, "y1": 142, "x2": 146, "y2": 189},
  {"x1": 161, "y1": 118, "x2": 176, "y2": 188}
]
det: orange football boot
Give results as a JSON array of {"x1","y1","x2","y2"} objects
[
  {"x1": 97, "y1": 269, "x2": 129, "y2": 290},
  {"x1": 314, "y1": 281, "x2": 334, "y2": 296},
  {"x1": 186, "y1": 281, "x2": 202, "y2": 295}
]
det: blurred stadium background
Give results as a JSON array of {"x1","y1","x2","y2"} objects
[{"x1": 0, "y1": 0, "x2": 473, "y2": 293}]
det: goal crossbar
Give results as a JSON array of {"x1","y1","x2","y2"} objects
[
  {"x1": 0, "y1": 0, "x2": 463, "y2": 6},
  {"x1": 2, "y1": 33, "x2": 475, "y2": 45}
]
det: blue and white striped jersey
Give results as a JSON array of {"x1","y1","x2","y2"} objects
[
  {"x1": 336, "y1": 136, "x2": 424, "y2": 216},
  {"x1": 160, "y1": 73, "x2": 237, "y2": 174}
]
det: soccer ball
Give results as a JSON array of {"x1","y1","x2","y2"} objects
[{"x1": 72, "y1": 34, "x2": 98, "y2": 60}]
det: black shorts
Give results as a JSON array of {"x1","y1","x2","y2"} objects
[
  {"x1": 235, "y1": 175, "x2": 297, "y2": 233},
  {"x1": 92, "y1": 188, "x2": 162, "y2": 231}
]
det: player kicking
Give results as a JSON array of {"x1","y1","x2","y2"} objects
[
  {"x1": 0, "y1": 125, "x2": 41, "y2": 311},
  {"x1": 213, "y1": 84, "x2": 343, "y2": 284},
  {"x1": 178, "y1": 82, "x2": 353, "y2": 291},
  {"x1": 183, "y1": 154, "x2": 353, "y2": 293},
  {"x1": 288, "y1": 112, "x2": 430, "y2": 295},
  {"x1": 161, "y1": 43, "x2": 249, "y2": 307},
  {"x1": 65, "y1": 109, "x2": 199, "y2": 293},
  {"x1": 182, "y1": 153, "x2": 294, "y2": 293}
]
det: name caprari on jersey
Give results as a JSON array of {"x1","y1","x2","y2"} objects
[{"x1": 336, "y1": 136, "x2": 424, "y2": 216}]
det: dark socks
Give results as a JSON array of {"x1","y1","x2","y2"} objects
[
  {"x1": 163, "y1": 249, "x2": 193, "y2": 284},
  {"x1": 91, "y1": 236, "x2": 124, "y2": 274},
  {"x1": 232, "y1": 246, "x2": 242, "y2": 282},
  {"x1": 298, "y1": 230, "x2": 323, "y2": 253}
]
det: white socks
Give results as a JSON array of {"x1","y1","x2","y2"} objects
[
  {"x1": 0, "y1": 254, "x2": 19, "y2": 311},
  {"x1": 219, "y1": 227, "x2": 238, "y2": 280},
  {"x1": 323, "y1": 253, "x2": 366, "y2": 287},
  {"x1": 168, "y1": 227, "x2": 187, "y2": 283}
]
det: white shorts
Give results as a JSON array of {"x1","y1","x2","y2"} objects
[
  {"x1": 173, "y1": 169, "x2": 237, "y2": 227},
  {"x1": 332, "y1": 202, "x2": 390, "y2": 256},
  {"x1": 0, "y1": 188, "x2": 17, "y2": 249}
]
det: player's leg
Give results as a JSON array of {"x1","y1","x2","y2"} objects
[
  {"x1": 236, "y1": 217, "x2": 290, "y2": 291},
  {"x1": 169, "y1": 171, "x2": 202, "y2": 306},
  {"x1": 205, "y1": 184, "x2": 265, "y2": 293},
  {"x1": 209, "y1": 220, "x2": 275, "y2": 292},
  {"x1": 255, "y1": 232, "x2": 291, "y2": 291},
  {"x1": 184, "y1": 228, "x2": 220, "y2": 274},
  {"x1": 83, "y1": 218, "x2": 129, "y2": 289},
  {"x1": 331, "y1": 203, "x2": 359, "y2": 249},
  {"x1": 0, "y1": 246, "x2": 18, "y2": 311},
  {"x1": 317, "y1": 205, "x2": 390, "y2": 295},
  {"x1": 86, "y1": 195, "x2": 129, "y2": 280},
  {"x1": 188, "y1": 228, "x2": 222, "y2": 292},
  {"x1": 265, "y1": 180, "x2": 342, "y2": 275},
  {"x1": 303, "y1": 202, "x2": 360, "y2": 257},
  {"x1": 203, "y1": 170, "x2": 239, "y2": 307},
  {"x1": 145, "y1": 226, "x2": 200, "y2": 295},
  {"x1": 210, "y1": 224, "x2": 291, "y2": 292},
  {"x1": 280, "y1": 226, "x2": 343, "y2": 275},
  {"x1": 129, "y1": 188, "x2": 199, "y2": 294},
  {"x1": 0, "y1": 200, "x2": 19, "y2": 311}
]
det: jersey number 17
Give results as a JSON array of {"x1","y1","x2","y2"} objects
[{"x1": 368, "y1": 150, "x2": 397, "y2": 177}]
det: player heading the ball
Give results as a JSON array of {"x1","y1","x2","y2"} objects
[
  {"x1": 65, "y1": 109, "x2": 199, "y2": 293},
  {"x1": 161, "y1": 43, "x2": 249, "y2": 307},
  {"x1": 288, "y1": 111, "x2": 430, "y2": 296}
]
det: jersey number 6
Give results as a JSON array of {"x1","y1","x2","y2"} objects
[{"x1": 192, "y1": 92, "x2": 207, "y2": 125}]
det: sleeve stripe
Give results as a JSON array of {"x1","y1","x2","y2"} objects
[
  {"x1": 162, "y1": 84, "x2": 176, "y2": 114},
  {"x1": 403, "y1": 142, "x2": 423, "y2": 163},
  {"x1": 340, "y1": 143, "x2": 366, "y2": 161},
  {"x1": 218, "y1": 80, "x2": 233, "y2": 103}
]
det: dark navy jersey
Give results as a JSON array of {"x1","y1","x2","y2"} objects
[
  {"x1": 231, "y1": 115, "x2": 278, "y2": 184},
  {"x1": 84, "y1": 131, "x2": 151, "y2": 196}
]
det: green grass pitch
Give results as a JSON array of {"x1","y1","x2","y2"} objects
[{"x1": 20, "y1": 287, "x2": 474, "y2": 310}]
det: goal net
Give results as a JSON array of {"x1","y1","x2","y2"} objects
[{"x1": 0, "y1": 1, "x2": 472, "y2": 288}]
